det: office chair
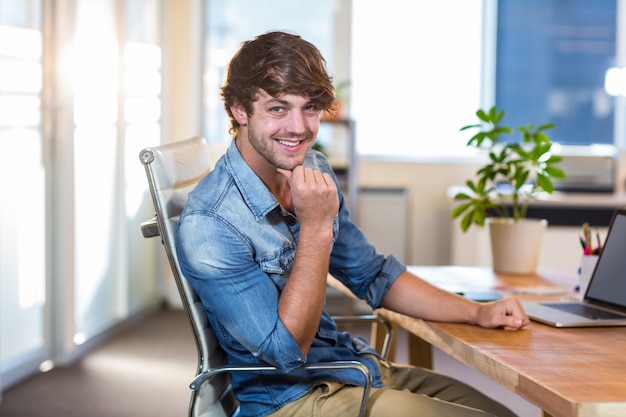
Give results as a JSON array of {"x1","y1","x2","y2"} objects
[{"x1": 139, "y1": 136, "x2": 392, "y2": 417}]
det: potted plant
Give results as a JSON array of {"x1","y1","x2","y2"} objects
[
  {"x1": 451, "y1": 106, "x2": 566, "y2": 274},
  {"x1": 322, "y1": 80, "x2": 350, "y2": 121}
]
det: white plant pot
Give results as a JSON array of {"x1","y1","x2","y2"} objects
[{"x1": 487, "y1": 218, "x2": 548, "y2": 275}]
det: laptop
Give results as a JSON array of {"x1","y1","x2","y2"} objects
[{"x1": 522, "y1": 209, "x2": 626, "y2": 327}]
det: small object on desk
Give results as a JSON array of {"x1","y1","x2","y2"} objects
[
  {"x1": 577, "y1": 254, "x2": 599, "y2": 299},
  {"x1": 582, "y1": 222, "x2": 592, "y2": 254},
  {"x1": 581, "y1": 223, "x2": 602, "y2": 255},
  {"x1": 456, "y1": 291, "x2": 502, "y2": 302},
  {"x1": 494, "y1": 285, "x2": 567, "y2": 296}
]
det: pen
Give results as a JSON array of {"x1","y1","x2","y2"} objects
[
  {"x1": 582, "y1": 222, "x2": 592, "y2": 253},
  {"x1": 595, "y1": 228, "x2": 602, "y2": 254}
]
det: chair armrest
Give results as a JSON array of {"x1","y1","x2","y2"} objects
[
  {"x1": 190, "y1": 361, "x2": 371, "y2": 417},
  {"x1": 332, "y1": 314, "x2": 393, "y2": 359},
  {"x1": 141, "y1": 217, "x2": 160, "y2": 238}
]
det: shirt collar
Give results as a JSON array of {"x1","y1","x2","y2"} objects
[{"x1": 224, "y1": 140, "x2": 281, "y2": 220}]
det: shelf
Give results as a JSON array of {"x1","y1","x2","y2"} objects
[{"x1": 320, "y1": 119, "x2": 358, "y2": 221}]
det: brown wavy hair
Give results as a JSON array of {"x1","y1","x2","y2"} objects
[{"x1": 221, "y1": 31, "x2": 336, "y2": 136}]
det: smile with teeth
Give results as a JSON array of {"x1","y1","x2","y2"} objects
[{"x1": 278, "y1": 139, "x2": 302, "y2": 147}]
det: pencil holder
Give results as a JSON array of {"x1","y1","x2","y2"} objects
[{"x1": 578, "y1": 254, "x2": 598, "y2": 298}]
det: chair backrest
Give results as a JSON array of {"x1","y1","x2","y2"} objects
[{"x1": 139, "y1": 136, "x2": 237, "y2": 417}]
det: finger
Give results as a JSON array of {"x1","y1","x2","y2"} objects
[
  {"x1": 312, "y1": 169, "x2": 330, "y2": 187},
  {"x1": 305, "y1": 169, "x2": 335, "y2": 188},
  {"x1": 298, "y1": 167, "x2": 331, "y2": 188},
  {"x1": 501, "y1": 315, "x2": 526, "y2": 331},
  {"x1": 277, "y1": 168, "x2": 293, "y2": 181},
  {"x1": 500, "y1": 302, "x2": 529, "y2": 330},
  {"x1": 302, "y1": 167, "x2": 315, "y2": 183},
  {"x1": 292, "y1": 166, "x2": 306, "y2": 183}
]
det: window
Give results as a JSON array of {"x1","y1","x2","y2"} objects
[
  {"x1": 0, "y1": 0, "x2": 47, "y2": 379},
  {"x1": 72, "y1": 0, "x2": 163, "y2": 343},
  {"x1": 496, "y1": 0, "x2": 618, "y2": 146},
  {"x1": 353, "y1": 0, "x2": 625, "y2": 158},
  {"x1": 351, "y1": 0, "x2": 484, "y2": 159},
  {"x1": 202, "y1": 1, "x2": 625, "y2": 159}
]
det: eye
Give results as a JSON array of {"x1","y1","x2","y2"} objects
[
  {"x1": 303, "y1": 104, "x2": 319, "y2": 112},
  {"x1": 269, "y1": 106, "x2": 285, "y2": 113}
]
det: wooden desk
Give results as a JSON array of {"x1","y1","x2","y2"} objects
[{"x1": 329, "y1": 266, "x2": 626, "y2": 417}]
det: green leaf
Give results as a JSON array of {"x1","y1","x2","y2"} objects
[
  {"x1": 476, "y1": 109, "x2": 489, "y2": 122},
  {"x1": 535, "y1": 132, "x2": 550, "y2": 145},
  {"x1": 538, "y1": 123, "x2": 556, "y2": 131},
  {"x1": 460, "y1": 210, "x2": 474, "y2": 232},
  {"x1": 492, "y1": 107, "x2": 505, "y2": 124},
  {"x1": 453, "y1": 192, "x2": 472, "y2": 201},
  {"x1": 515, "y1": 171, "x2": 530, "y2": 189},
  {"x1": 536, "y1": 174, "x2": 554, "y2": 193},
  {"x1": 546, "y1": 154, "x2": 563, "y2": 163},
  {"x1": 544, "y1": 166, "x2": 566, "y2": 179},
  {"x1": 451, "y1": 202, "x2": 472, "y2": 219},
  {"x1": 473, "y1": 208, "x2": 486, "y2": 226},
  {"x1": 460, "y1": 123, "x2": 481, "y2": 132},
  {"x1": 494, "y1": 126, "x2": 512, "y2": 135}
]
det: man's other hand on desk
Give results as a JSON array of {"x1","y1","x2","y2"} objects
[
  {"x1": 473, "y1": 297, "x2": 530, "y2": 331},
  {"x1": 382, "y1": 270, "x2": 530, "y2": 331}
]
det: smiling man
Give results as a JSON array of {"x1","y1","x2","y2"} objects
[{"x1": 176, "y1": 31, "x2": 527, "y2": 417}]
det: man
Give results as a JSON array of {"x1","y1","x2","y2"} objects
[{"x1": 177, "y1": 31, "x2": 528, "y2": 417}]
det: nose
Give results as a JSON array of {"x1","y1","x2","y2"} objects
[{"x1": 286, "y1": 110, "x2": 306, "y2": 135}]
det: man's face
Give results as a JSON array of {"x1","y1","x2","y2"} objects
[{"x1": 243, "y1": 90, "x2": 321, "y2": 171}]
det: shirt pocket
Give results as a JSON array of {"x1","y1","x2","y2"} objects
[{"x1": 258, "y1": 243, "x2": 296, "y2": 275}]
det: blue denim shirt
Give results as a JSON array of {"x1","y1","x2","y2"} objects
[{"x1": 177, "y1": 140, "x2": 406, "y2": 417}]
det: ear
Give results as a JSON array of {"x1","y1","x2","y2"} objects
[{"x1": 230, "y1": 103, "x2": 248, "y2": 127}]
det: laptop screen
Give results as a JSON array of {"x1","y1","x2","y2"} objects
[{"x1": 585, "y1": 210, "x2": 626, "y2": 308}]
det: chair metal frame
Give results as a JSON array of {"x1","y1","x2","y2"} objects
[{"x1": 139, "y1": 136, "x2": 391, "y2": 417}]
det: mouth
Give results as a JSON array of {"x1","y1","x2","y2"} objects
[{"x1": 276, "y1": 139, "x2": 305, "y2": 148}]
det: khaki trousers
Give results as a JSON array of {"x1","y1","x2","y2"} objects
[{"x1": 269, "y1": 358, "x2": 518, "y2": 417}]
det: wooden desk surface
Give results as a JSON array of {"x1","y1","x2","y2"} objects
[{"x1": 330, "y1": 266, "x2": 626, "y2": 417}]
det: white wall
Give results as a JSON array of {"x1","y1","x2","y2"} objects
[{"x1": 358, "y1": 158, "x2": 480, "y2": 266}]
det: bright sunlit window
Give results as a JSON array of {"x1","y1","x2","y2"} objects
[
  {"x1": 605, "y1": 67, "x2": 626, "y2": 97},
  {"x1": 0, "y1": 4, "x2": 46, "y2": 363},
  {"x1": 351, "y1": 0, "x2": 484, "y2": 159}
]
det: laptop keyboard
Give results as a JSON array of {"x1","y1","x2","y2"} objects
[{"x1": 541, "y1": 302, "x2": 626, "y2": 320}]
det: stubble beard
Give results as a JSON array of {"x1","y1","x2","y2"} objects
[{"x1": 248, "y1": 123, "x2": 314, "y2": 171}]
